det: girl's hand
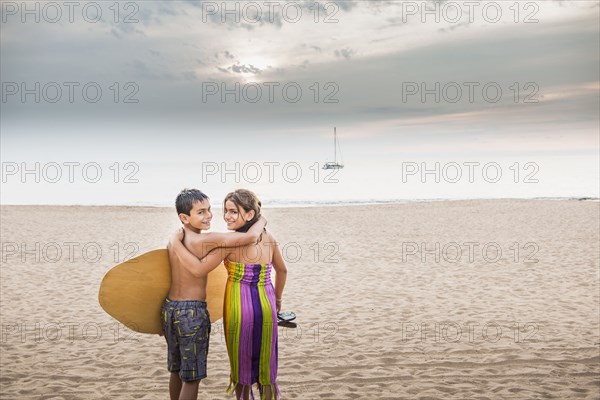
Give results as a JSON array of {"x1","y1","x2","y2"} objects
[
  {"x1": 170, "y1": 228, "x2": 184, "y2": 244},
  {"x1": 275, "y1": 298, "x2": 282, "y2": 313}
]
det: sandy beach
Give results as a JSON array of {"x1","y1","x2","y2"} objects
[{"x1": 1, "y1": 199, "x2": 598, "y2": 399}]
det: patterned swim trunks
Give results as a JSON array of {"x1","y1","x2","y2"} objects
[{"x1": 161, "y1": 298, "x2": 211, "y2": 382}]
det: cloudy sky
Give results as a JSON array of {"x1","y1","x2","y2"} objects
[{"x1": 1, "y1": 0, "x2": 598, "y2": 205}]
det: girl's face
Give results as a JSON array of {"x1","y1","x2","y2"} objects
[{"x1": 224, "y1": 200, "x2": 252, "y2": 230}]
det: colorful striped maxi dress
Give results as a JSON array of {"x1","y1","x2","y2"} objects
[{"x1": 223, "y1": 259, "x2": 279, "y2": 400}]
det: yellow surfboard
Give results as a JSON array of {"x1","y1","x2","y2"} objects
[{"x1": 98, "y1": 249, "x2": 227, "y2": 334}]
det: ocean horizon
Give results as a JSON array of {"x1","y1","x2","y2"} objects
[{"x1": 1, "y1": 196, "x2": 598, "y2": 209}]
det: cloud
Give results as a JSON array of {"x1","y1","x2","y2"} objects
[
  {"x1": 215, "y1": 51, "x2": 236, "y2": 60},
  {"x1": 309, "y1": 0, "x2": 359, "y2": 13},
  {"x1": 438, "y1": 20, "x2": 471, "y2": 33},
  {"x1": 1, "y1": 0, "x2": 597, "y2": 135},
  {"x1": 110, "y1": 28, "x2": 123, "y2": 39},
  {"x1": 157, "y1": 5, "x2": 177, "y2": 17},
  {"x1": 334, "y1": 47, "x2": 355, "y2": 59},
  {"x1": 182, "y1": 70, "x2": 197, "y2": 81},
  {"x1": 230, "y1": 63, "x2": 262, "y2": 74}
]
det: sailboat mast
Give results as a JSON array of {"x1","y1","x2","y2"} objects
[{"x1": 334, "y1": 127, "x2": 337, "y2": 163}]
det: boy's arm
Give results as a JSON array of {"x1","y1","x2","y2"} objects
[
  {"x1": 187, "y1": 215, "x2": 267, "y2": 256},
  {"x1": 168, "y1": 230, "x2": 227, "y2": 278},
  {"x1": 271, "y1": 239, "x2": 288, "y2": 313}
]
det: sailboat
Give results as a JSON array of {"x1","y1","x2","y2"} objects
[{"x1": 323, "y1": 127, "x2": 344, "y2": 170}]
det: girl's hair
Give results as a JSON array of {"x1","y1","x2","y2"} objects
[{"x1": 223, "y1": 189, "x2": 262, "y2": 232}]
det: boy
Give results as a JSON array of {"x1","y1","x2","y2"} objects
[{"x1": 162, "y1": 188, "x2": 266, "y2": 400}]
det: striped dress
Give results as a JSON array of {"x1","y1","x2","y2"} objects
[{"x1": 223, "y1": 259, "x2": 279, "y2": 400}]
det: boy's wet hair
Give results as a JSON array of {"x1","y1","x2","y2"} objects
[{"x1": 176, "y1": 188, "x2": 209, "y2": 216}]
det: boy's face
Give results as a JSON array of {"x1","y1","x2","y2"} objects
[{"x1": 180, "y1": 199, "x2": 212, "y2": 231}]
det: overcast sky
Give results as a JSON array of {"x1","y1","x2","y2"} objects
[{"x1": 1, "y1": 0, "x2": 598, "y2": 205}]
